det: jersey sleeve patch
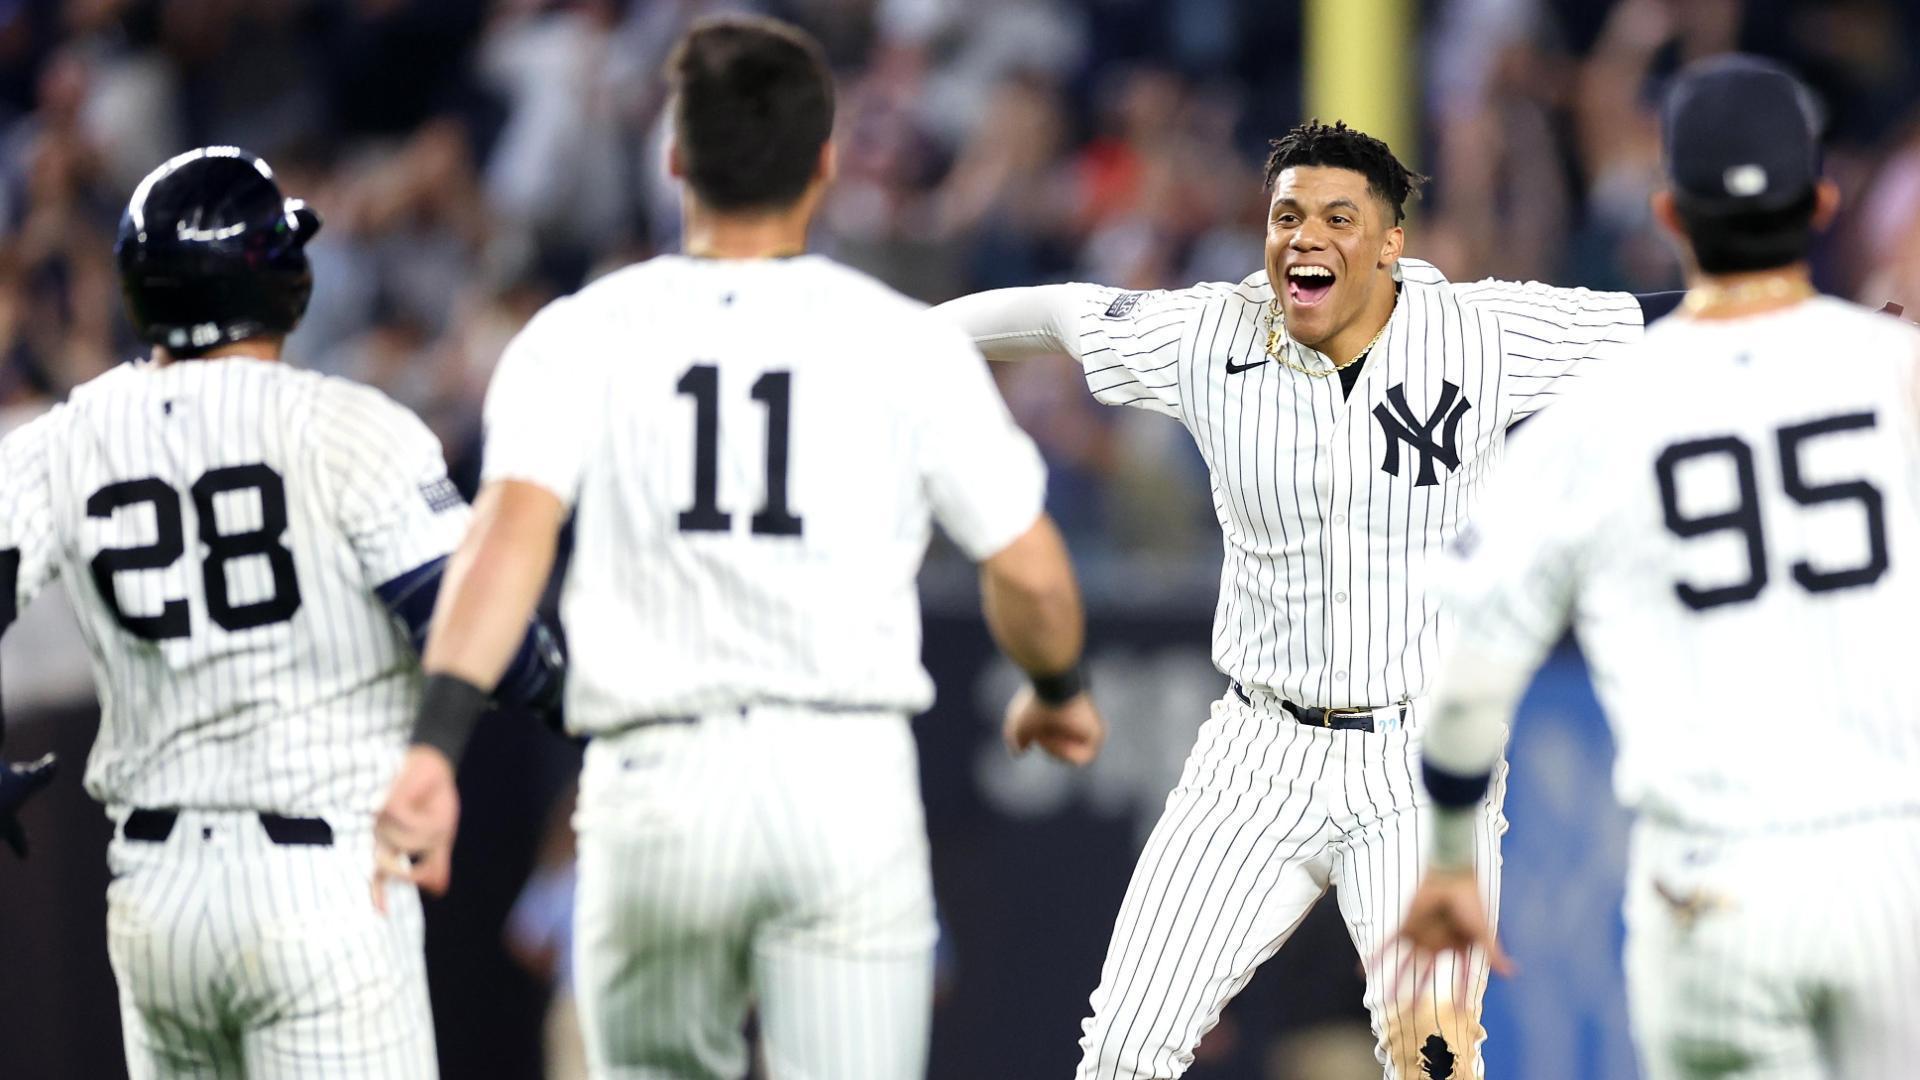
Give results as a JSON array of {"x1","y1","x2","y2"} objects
[
  {"x1": 420, "y1": 477, "x2": 465, "y2": 514},
  {"x1": 1103, "y1": 292, "x2": 1146, "y2": 319}
]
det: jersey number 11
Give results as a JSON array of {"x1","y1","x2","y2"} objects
[{"x1": 676, "y1": 364, "x2": 804, "y2": 537}]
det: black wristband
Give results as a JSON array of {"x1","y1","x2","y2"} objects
[
  {"x1": 1029, "y1": 666, "x2": 1086, "y2": 706},
  {"x1": 412, "y1": 673, "x2": 490, "y2": 765},
  {"x1": 1421, "y1": 759, "x2": 1492, "y2": 810}
]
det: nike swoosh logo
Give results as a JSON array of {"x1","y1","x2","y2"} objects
[{"x1": 1225, "y1": 358, "x2": 1268, "y2": 374}]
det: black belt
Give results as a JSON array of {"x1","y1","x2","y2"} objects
[
  {"x1": 1231, "y1": 682, "x2": 1397, "y2": 733},
  {"x1": 122, "y1": 809, "x2": 334, "y2": 847}
]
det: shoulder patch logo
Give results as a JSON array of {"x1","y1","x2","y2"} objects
[
  {"x1": 420, "y1": 477, "x2": 464, "y2": 514},
  {"x1": 1103, "y1": 292, "x2": 1145, "y2": 319}
]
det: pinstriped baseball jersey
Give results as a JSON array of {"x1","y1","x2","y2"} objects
[
  {"x1": 482, "y1": 253, "x2": 1046, "y2": 733},
  {"x1": 1060, "y1": 257, "x2": 1642, "y2": 708},
  {"x1": 0, "y1": 357, "x2": 467, "y2": 815},
  {"x1": 1443, "y1": 296, "x2": 1920, "y2": 832}
]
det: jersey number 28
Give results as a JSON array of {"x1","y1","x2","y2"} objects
[
  {"x1": 87, "y1": 464, "x2": 303, "y2": 640},
  {"x1": 1655, "y1": 411, "x2": 1888, "y2": 611}
]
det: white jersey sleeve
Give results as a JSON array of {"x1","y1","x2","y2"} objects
[
  {"x1": 481, "y1": 299, "x2": 599, "y2": 508},
  {"x1": 315, "y1": 383, "x2": 470, "y2": 587},
  {"x1": 1453, "y1": 278, "x2": 1644, "y2": 420},
  {"x1": 914, "y1": 325, "x2": 1047, "y2": 560},
  {"x1": 0, "y1": 411, "x2": 63, "y2": 621},
  {"x1": 935, "y1": 284, "x2": 1208, "y2": 420}
]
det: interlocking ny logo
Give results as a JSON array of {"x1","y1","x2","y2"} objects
[
  {"x1": 1422, "y1": 1034, "x2": 1457, "y2": 1079},
  {"x1": 1373, "y1": 380, "x2": 1473, "y2": 487}
]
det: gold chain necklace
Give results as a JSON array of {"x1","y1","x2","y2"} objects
[
  {"x1": 1262, "y1": 298, "x2": 1394, "y2": 378},
  {"x1": 1679, "y1": 277, "x2": 1816, "y2": 316}
]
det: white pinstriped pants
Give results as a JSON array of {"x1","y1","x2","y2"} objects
[
  {"x1": 104, "y1": 809, "x2": 438, "y2": 1079},
  {"x1": 1077, "y1": 691, "x2": 1507, "y2": 1080},
  {"x1": 572, "y1": 708, "x2": 937, "y2": 1080},
  {"x1": 1625, "y1": 816, "x2": 1920, "y2": 1080}
]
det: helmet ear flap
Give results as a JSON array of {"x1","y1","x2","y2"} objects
[{"x1": 286, "y1": 200, "x2": 322, "y2": 245}]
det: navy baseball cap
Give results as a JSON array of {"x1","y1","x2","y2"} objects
[{"x1": 1662, "y1": 55, "x2": 1822, "y2": 213}]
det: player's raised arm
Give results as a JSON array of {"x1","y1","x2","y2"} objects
[
  {"x1": 932, "y1": 285, "x2": 1089, "y2": 362},
  {"x1": 0, "y1": 414, "x2": 64, "y2": 857},
  {"x1": 1450, "y1": 277, "x2": 1651, "y2": 418},
  {"x1": 932, "y1": 282, "x2": 1196, "y2": 419}
]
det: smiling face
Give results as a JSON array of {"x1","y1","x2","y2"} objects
[{"x1": 1264, "y1": 165, "x2": 1404, "y2": 357}]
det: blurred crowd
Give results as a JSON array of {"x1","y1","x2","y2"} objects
[
  {"x1": 7, "y1": 4, "x2": 1920, "y2": 1076},
  {"x1": 7, "y1": 0, "x2": 1920, "y2": 561}
]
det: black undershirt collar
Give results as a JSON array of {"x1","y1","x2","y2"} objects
[{"x1": 1337, "y1": 352, "x2": 1365, "y2": 398}]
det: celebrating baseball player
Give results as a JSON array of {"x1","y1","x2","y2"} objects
[
  {"x1": 0, "y1": 147, "x2": 564, "y2": 1078},
  {"x1": 1398, "y1": 56, "x2": 1920, "y2": 1080},
  {"x1": 374, "y1": 15, "x2": 1102, "y2": 1080},
  {"x1": 935, "y1": 120, "x2": 1686, "y2": 1077}
]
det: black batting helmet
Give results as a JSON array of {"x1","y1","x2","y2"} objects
[{"x1": 114, "y1": 147, "x2": 322, "y2": 358}]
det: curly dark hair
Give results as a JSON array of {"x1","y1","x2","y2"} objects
[{"x1": 1263, "y1": 120, "x2": 1428, "y2": 225}]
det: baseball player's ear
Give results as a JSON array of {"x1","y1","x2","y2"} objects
[
  {"x1": 667, "y1": 140, "x2": 686, "y2": 180},
  {"x1": 816, "y1": 141, "x2": 837, "y2": 186},
  {"x1": 1812, "y1": 179, "x2": 1841, "y2": 231},
  {"x1": 1650, "y1": 190, "x2": 1686, "y2": 247},
  {"x1": 1379, "y1": 225, "x2": 1404, "y2": 268}
]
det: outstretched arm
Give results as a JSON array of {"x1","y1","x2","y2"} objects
[
  {"x1": 932, "y1": 283, "x2": 1196, "y2": 419},
  {"x1": 1451, "y1": 278, "x2": 1644, "y2": 420},
  {"x1": 932, "y1": 286, "x2": 1090, "y2": 362}
]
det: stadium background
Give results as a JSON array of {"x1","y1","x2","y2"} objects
[{"x1": 0, "y1": 0, "x2": 1914, "y2": 1076}]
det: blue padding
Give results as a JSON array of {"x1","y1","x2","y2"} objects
[{"x1": 375, "y1": 557, "x2": 565, "y2": 712}]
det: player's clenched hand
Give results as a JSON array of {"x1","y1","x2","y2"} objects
[
  {"x1": 1003, "y1": 687, "x2": 1106, "y2": 766},
  {"x1": 1387, "y1": 868, "x2": 1514, "y2": 996},
  {"x1": 373, "y1": 746, "x2": 460, "y2": 913}
]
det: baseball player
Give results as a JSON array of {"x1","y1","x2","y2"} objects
[
  {"x1": 0, "y1": 146, "x2": 564, "y2": 1078},
  {"x1": 934, "y1": 121, "x2": 1687, "y2": 1078},
  {"x1": 1398, "y1": 56, "x2": 1920, "y2": 1080},
  {"x1": 373, "y1": 16, "x2": 1103, "y2": 1080}
]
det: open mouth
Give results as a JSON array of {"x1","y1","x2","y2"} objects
[{"x1": 1286, "y1": 265, "x2": 1335, "y2": 308}]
